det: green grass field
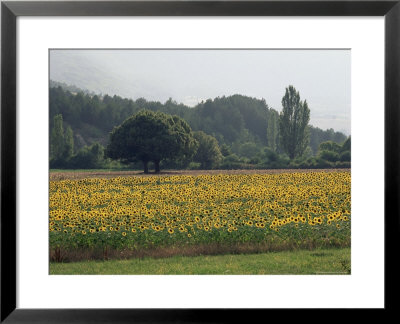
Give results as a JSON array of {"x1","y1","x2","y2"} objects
[{"x1": 50, "y1": 247, "x2": 350, "y2": 275}]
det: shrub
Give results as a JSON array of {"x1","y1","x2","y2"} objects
[
  {"x1": 220, "y1": 154, "x2": 243, "y2": 169},
  {"x1": 315, "y1": 157, "x2": 334, "y2": 168},
  {"x1": 319, "y1": 150, "x2": 340, "y2": 162},
  {"x1": 188, "y1": 162, "x2": 201, "y2": 170},
  {"x1": 69, "y1": 143, "x2": 106, "y2": 169},
  {"x1": 319, "y1": 141, "x2": 342, "y2": 153},
  {"x1": 340, "y1": 150, "x2": 351, "y2": 162},
  {"x1": 335, "y1": 161, "x2": 351, "y2": 168}
]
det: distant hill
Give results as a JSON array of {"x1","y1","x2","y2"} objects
[
  {"x1": 50, "y1": 50, "x2": 162, "y2": 100},
  {"x1": 49, "y1": 80, "x2": 96, "y2": 96}
]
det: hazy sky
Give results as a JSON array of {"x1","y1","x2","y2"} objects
[{"x1": 50, "y1": 49, "x2": 351, "y2": 135}]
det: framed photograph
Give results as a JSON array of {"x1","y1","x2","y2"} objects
[{"x1": 1, "y1": 0, "x2": 399, "y2": 321}]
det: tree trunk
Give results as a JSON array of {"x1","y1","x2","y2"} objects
[
  {"x1": 154, "y1": 160, "x2": 160, "y2": 173},
  {"x1": 143, "y1": 160, "x2": 149, "y2": 174}
]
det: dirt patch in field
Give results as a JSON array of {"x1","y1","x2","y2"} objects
[{"x1": 49, "y1": 168, "x2": 350, "y2": 181}]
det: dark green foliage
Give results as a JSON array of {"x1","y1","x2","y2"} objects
[
  {"x1": 50, "y1": 114, "x2": 75, "y2": 168},
  {"x1": 319, "y1": 150, "x2": 340, "y2": 162},
  {"x1": 50, "y1": 114, "x2": 66, "y2": 161},
  {"x1": 279, "y1": 86, "x2": 310, "y2": 159},
  {"x1": 69, "y1": 143, "x2": 106, "y2": 169},
  {"x1": 193, "y1": 131, "x2": 223, "y2": 169},
  {"x1": 188, "y1": 95, "x2": 269, "y2": 146},
  {"x1": 341, "y1": 136, "x2": 351, "y2": 152},
  {"x1": 49, "y1": 83, "x2": 349, "y2": 170},
  {"x1": 263, "y1": 147, "x2": 280, "y2": 163},
  {"x1": 235, "y1": 142, "x2": 262, "y2": 160},
  {"x1": 315, "y1": 157, "x2": 334, "y2": 168},
  {"x1": 220, "y1": 154, "x2": 244, "y2": 169},
  {"x1": 339, "y1": 151, "x2": 351, "y2": 162},
  {"x1": 64, "y1": 126, "x2": 74, "y2": 158},
  {"x1": 220, "y1": 144, "x2": 231, "y2": 157},
  {"x1": 267, "y1": 108, "x2": 279, "y2": 151},
  {"x1": 317, "y1": 137, "x2": 351, "y2": 165},
  {"x1": 106, "y1": 110, "x2": 197, "y2": 173},
  {"x1": 319, "y1": 141, "x2": 342, "y2": 154},
  {"x1": 309, "y1": 126, "x2": 347, "y2": 154},
  {"x1": 244, "y1": 147, "x2": 291, "y2": 169},
  {"x1": 50, "y1": 114, "x2": 111, "y2": 169},
  {"x1": 334, "y1": 161, "x2": 351, "y2": 168}
]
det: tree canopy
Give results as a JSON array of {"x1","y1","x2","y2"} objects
[
  {"x1": 318, "y1": 138, "x2": 351, "y2": 163},
  {"x1": 279, "y1": 86, "x2": 311, "y2": 159},
  {"x1": 193, "y1": 131, "x2": 223, "y2": 169},
  {"x1": 50, "y1": 114, "x2": 74, "y2": 167},
  {"x1": 106, "y1": 110, "x2": 197, "y2": 173},
  {"x1": 267, "y1": 108, "x2": 279, "y2": 152}
]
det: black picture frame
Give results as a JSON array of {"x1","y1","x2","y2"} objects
[{"x1": 1, "y1": 0, "x2": 399, "y2": 322}]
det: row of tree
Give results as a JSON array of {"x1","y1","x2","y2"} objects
[
  {"x1": 50, "y1": 114, "x2": 107, "y2": 169},
  {"x1": 50, "y1": 85, "x2": 350, "y2": 172},
  {"x1": 49, "y1": 84, "x2": 347, "y2": 155}
]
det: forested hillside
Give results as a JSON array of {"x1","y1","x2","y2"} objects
[
  {"x1": 50, "y1": 85, "x2": 346, "y2": 151},
  {"x1": 49, "y1": 83, "x2": 349, "y2": 170}
]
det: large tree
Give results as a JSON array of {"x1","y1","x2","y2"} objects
[
  {"x1": 106, "y1": 110, "x2": 197, "y2": 173},
  {"x1": 279, "y1": 86, "x2": 310, "y2": 159},
  {"x1": 193, "y1": 131, "x2": 223, "y2": 169}
]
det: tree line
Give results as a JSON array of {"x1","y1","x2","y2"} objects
[{"x1": 50, "y1": 84, "x2": 350, "y2": 171}]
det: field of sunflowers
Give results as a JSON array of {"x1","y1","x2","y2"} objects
[{"x1": 49, "y1": 171, "x2": 351, "y2": 261}]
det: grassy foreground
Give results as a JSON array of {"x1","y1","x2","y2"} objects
[{"x1": 50, "y1": 248, "x2": 350, "y2": 275}]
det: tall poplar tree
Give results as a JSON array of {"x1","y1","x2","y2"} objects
[
  {"x1": 50, "y1": 114, "x2": 65, "y2": 160},
  {"x1": 64, "y1": 125, "x2": 74, "y2": 159},
  {"x1": 267, "y1": 109, "x2": 279, "y2": 152},
  {"x1": 279, "y1": 86, "x2": 310, "y2": 159}
]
